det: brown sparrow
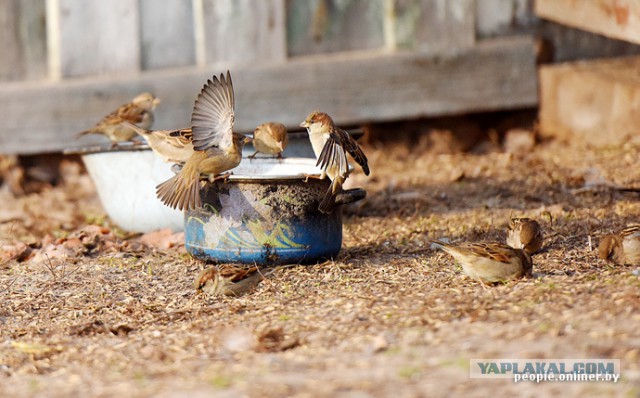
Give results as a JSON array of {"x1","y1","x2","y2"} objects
[
  {"x1": 249, "y1": 122, "x2": 289, "y2": 159},
  {"x1": 598, "y1": 225, "x2": 640, "y2": 265},
  {"x1": 430, "y1": 240, "x2": 533, "y2": 283},
  {"x1": 156, "y1": 71, "x2": 250, "y2": 211},
  {"x1": 77, "y1": 92, "x2": 160, "y2": 143},
  {"x1": 194, "y1": 264, "x2": 293, "y2": 297},
  {"x1": 121, "y1": 121, "x2": 194, "y2": 163},
  {"x1": 506, "y1": 217, "x2": 543, "y2": 254},
  {"x1": 300, "y1": 111, "x2": 369, "y2": 213}
]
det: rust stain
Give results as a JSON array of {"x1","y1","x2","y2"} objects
[{"x1": 613, "y1": 0, "x2": 630, "y2": 26}]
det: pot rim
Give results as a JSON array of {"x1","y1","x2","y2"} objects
[
  {"x1": 226, "y1": 158, "x2": 331, "y2": 181},
  {"x1": 64, "y1": 143, "x2": 152, "y2": 155}
]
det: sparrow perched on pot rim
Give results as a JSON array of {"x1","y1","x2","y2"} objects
[
  {"x1": 194, "y1": 264, "x2": 296, "y2": 297},
  {"x1": 598, "y1": 225, "x2": 640, "y2": 265},
  {"x1": 430, "y1": 240, "x2": 533, "y2": 284},
  {"x1": 156, "y1": 71, "x2": 250, "y2": 211},
  {"x1": 300, "y1": 111, "x2": 369, "y2": 213},
  {"x1": 506, "y1": 217, "x2": 543, "y2": 255},
  {"x1": 249, "y1": 122, "x2": 288, "y2": 159},
  {"x1": 77, "y1": 92, "x2": 160, "y2": 144},
  {"x1": 121, "y1": 121, "x2": 193, "y2": 163}
]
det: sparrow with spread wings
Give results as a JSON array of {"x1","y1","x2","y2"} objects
[
  {"x1": 156, "y1": 71, "x2": 250, "y2": 211},
  {"x1": 300, "y1": 111, "x2": 370, "y2": 213}
]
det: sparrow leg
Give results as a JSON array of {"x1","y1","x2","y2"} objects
[
  {"x1": 210, "y1": 172, "x2": 232, "y2": 183},
  {"x1": 248, "y1": 151, "x2": 259, "y2": 160},
  {"x1": 303, "y1": 173, "x2": 325, "y2": 183},
  {"x1": 277, "y1": 153, "x2": 284, "y2": 160}
]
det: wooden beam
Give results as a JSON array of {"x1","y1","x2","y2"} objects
[
  {"x1": 539, "y1": 56, "x2": 640, "y2": 146},
  {"x1": 0, "y1": 36, "x2": 538, "y2": 155},
  {"x1": 535, "y1": 0, "x2": 640, "y2": 45}
]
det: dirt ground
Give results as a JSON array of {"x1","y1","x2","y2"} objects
[{"x1": 1, "y1": 127, "x2": 639, "y2": 397}]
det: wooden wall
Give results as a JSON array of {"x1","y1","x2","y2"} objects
[{"x1": 0, "y1": 0, "x2": 542, "y2": 154}]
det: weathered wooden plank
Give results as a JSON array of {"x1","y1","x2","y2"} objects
[
  {"x1": 200, "y1": 0, "x2": 286, "y2": 65},
  {"x1": 0, "y1": 0, "x2": 47, "y2": 81},
  {"x1": 539, "y1": 56, "x2": 640, "y2": 146},
  {"x1": 476, "y1": 0, "x2": 536, "y2": 38},
  {"x1": 535, "y1": 0, "x2": 640, "y2": 45},
  {"x1": 0, "y1": 36, "x2": 537, "y2": 155},
  {"x1": 139, "y1": 0, "x2": 196, "y2": 70},
  {"x1": 287, "y1": 0, "x2": 385, "y2": 56},
  {"x1": 388, "y1": 0, "x2": 475, "y2": 53},
  {"x1": 48, "y1": 0, "x2": 140, "y2": 78}
]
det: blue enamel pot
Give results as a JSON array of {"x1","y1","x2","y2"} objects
[{"x1": 184, "y1": 158, "x2": 365, "y2": 265}]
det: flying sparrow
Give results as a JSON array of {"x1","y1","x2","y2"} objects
[
  {"x1": 506, "y1": 217, "x2": 543, "y2": 254},
  {"x1": 249, "y1": 122, "x2": 289, "y2": 159},
  {"x1": 300, "y1": 111, "x2": 370, "y2": 213},
  {"x1": 194, "y1": 264, "x2": 295, "y2": 297},
  {"x1": 121, "y1": 121, "x2": 194, "y2": 163},
  {"x1": 77, "y1": 92, "x2": 160, "y2": 144},
  {"x1": 156, "y1": 71, "x2": 250, "y2": 211},
  {"x1": 430, "y1": 240, "x2": 533, "y2": 284},
  {"x1": 598, "y1": 225, "x2": 640, "y2": 265}
]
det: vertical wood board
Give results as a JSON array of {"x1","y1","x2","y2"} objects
[
  {"x1": 139, "y1": 0, "x2": 196, "y2": 70},
  {"x1": 390, "y1": 0, "x2": 475, "y2": 53},
  {"x1": 201, "y1": 0, "x2": 286, "y2": 65},
  {"x1": 0, "y1": 0, "x2": 47, "y2": 81},
  {"x1": 53, "y1": 0, "x2": 141, "y2": 78},
  {"x1": 287, "y1": 0, "x2": 385, "y2": 56}
]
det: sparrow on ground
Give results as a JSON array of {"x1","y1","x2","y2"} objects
[
  {"x1": 249, "y1": 122, "x2": 288, "y2": 159},
  {"x1": 194, "y1": 264, "x2": 294, "y2": 297},
  {"x1": 598, "y1": 225, "x2": 640, "y2": 265},
  {"x1": 430, "y1": 240, "x2": 533, "y2": 284},
  {"x1": 156, "y1": 71, "x2": 250, "y2": 211},
  {"x1": 77, "y1": 93, "x2": 160, "y2": 144},
  {"x1": 300, "y1": 111, "x2": 369, "y2": 213},
  {"x1": 121, "y1": 121, "x2": 193, "y2": 163},
  {"x1": 506, "y1": 217, "x2": 543, "y2": 255}
]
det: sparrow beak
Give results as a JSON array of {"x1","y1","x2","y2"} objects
[
  {"x1": 153, "y1": 98, "x2": 161, "y2": 106},
  {"x1": 300, "y1": 120, "x2": 309, "y2": 128},
  {"x1": 243, "y1": 136, "x2": 253, "y2": 144}
]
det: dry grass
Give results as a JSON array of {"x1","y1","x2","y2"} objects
[{"x1": 1, "y1": 138, "x2": 639, "y2": 397}]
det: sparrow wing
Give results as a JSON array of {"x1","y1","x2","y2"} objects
[
  {"x1": 466, "y1": 243, "x2": 515, "y2": 264},
  {"x1": 114, "y1": 101, "x2": 147, "y2": 124},
  {"x1": 191, "y1": 71, "x2": 235, "y2": 151},
  {"x1": 621, "y1": 225, "x2": 640, "y2": 237},
  {"x1": 316, "y1": 133, "x2": 348, "y2": 178},
  {"x1": 319, "y1": 127, "x2": 370, "y2": 175},
  {"x1": 166, "y1": 128, "x2": 193, "y2": 146}
]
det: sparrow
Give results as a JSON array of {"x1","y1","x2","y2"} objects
[
  {"x1": 121, "y1": 120, "x2": 194, "y2": 163},
  {"x1": 598, "y1": 225, "x2": 640, "y2": 265},
  {"x1": 430, "y1": 240, "x2": 533, "y2": 284},
  {"x1": 156, "y1": 71, "x2": 250, "y2": 211},
  {"x1": 300, "y1": 111, "x2": 369, "y2": 213},
  {"x1": 249, "y1": 122, "x2": 289, "y2": 159},
  {"x1": 77, "y1": 92, "x2": 160, "y2": 144},
  {"x1": 506, "y1": 217, "x2": 544, "y2": 255},
  {"x1": 194, "y1": 264, "x2": 295, "y2": 297}
]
